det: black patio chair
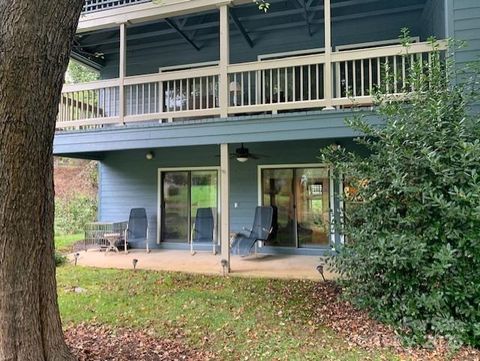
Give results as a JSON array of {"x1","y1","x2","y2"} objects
[
  {"x1": 191, "y1": 207, "x2": 215, "y2": 255},
  {"x1": 125, "y1": 208, "x2": 149, "y2": 253},
  {"x1": 231, "y1": 206, "x2": 274, "y2": 257}
]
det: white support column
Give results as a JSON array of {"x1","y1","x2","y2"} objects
[
  {"x1": 323, "y1": 0, "x2": 334, "y2": 110},
  {"x1": 119, "y1": 22, "x2": 127, "y2": 123},
  {"x1": 220, "y1": 143, "x2": 230, "y2": 272},
  {"x1": 219, "y1": 4, "x2": 230, "y2": 118}
]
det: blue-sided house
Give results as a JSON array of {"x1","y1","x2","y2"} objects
[{"x1": 54, "y1": 0, "x2": 480, "y2": 267}]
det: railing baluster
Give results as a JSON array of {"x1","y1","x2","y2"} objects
[
  {"x1": 377, "y1": 58, "x2": 381, "y2": 91},
  {"x1": 352, "y1": 60, "x2": 357, "y2": 97},
  {"x1": 173, "y1": 81, "x2": 177, "y2": 112},
  {"x1": 277, "y1": 68, "x2": 281, "y2": 103},
  {"x1": 269, "y1": 69, "x2": 273, "y2": 104},
  {"x1": 248, "y1": 72, "x2": 252, "y2": 106},
  {"x1": 368, "y1": 59, "x2": 373, "y2": 95},
  {"x1": 233, "y1": 73, "x2": 237, "y2": 106},
  {"x1": 200, "y1": 77, "x2": 203, "y2": 109},
  {"x1": 148, "y1": 83, "x2": 151, "y2": 114},
  {"x1": 186, "y1": 78, "x2": 190, "y2": 110},
  {"x1": 180, "y1": 79, "x2": 183, "y2": 111},
  {"x1": 193, "y1": 78, "x2": 196, "y2": 110},
  {"x1": 241, "y1": 72, "x2": 245, "y2": 106},
  {"x1": 345, "y1": 62, "x2": 349, "y2": 98},
  {"x1": 292, "y1": 66, "x2": 297, "y2": 102},
  {"x1": 135, "y1": 84, "x2": 139, "y2": 115},
  {"x1": 107, "y1": 88, "x2": 111, "y2": 117},
  {"x1": 307, "y1": 65, "x2": 311, "y2": 101},
  {"x1": 262, "y1": 70, "x2": 265, "y2": 104},
  {"x1": 385, "y1": 57, "x2": 390, "y2": 94},
  {"x1": 285, "y1": 67, "x2": 289, "y2": 102},
  {"x1": 393, "y1": 56, "x2": 398, "y2": 93},
  {"x1": 360, "y1": 59, "x2": 364, "y2": 97},
  {"x1": 300, "y1": 66, "x2": 304, "y2": 101},
  {"x1": 159, "y1": 81, "x2": 164, "y2": 115},
  {"x1": 206, "y1": 77, "x2": 210, "y2": 109}
]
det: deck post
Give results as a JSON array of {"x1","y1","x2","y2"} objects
[
  {"x1": 323, "y1": 0, "x2": 334, "y2": 110},
  {"x1": 119, "y1": 22, "x2": 127, "y2": 124},
  {"x1": 219, "y1": 4, "x2": 230, "y2": 118},
  {"x1": 220, "y1": 143, "x2": 231, "y2": 273}
]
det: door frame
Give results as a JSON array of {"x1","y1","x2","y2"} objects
[
  {"x1": 157, "y1": 166, "x2": 221, "y2": 245},
  {"x1": 257, "y1": 163, "x2": 335, "y2": 248}
]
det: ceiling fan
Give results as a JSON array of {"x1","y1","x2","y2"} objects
[
  {"x1": 216, "y1": 144, "x2": 266, "y2": 162},
  {"x1": 232, "y1": 143, "x2": 258, "y2": 162}
]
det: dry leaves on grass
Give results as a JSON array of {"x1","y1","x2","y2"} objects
[
  {"x1": 312, "y1": 282, "x2": 480, "y2": 361},
  {"x1": 65, "y1": 324, "x2": 216, "y2": 361}
]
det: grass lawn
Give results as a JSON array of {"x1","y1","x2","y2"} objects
[
  {"x1": 57, "y1": 265, "x2": 399, "y2": 360},
  {"x1": 55, "y1": 233, "x2": 83, "y2": 253}
]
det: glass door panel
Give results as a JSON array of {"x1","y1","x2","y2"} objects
[
  {"x1": 162, "y1": 172, "x2": 189, "y2": 242},
  {"x1": 295, "y1": 168, "x2": 330, "y2": 248},
  {"x1": 261, "y1": 167, "x2": 331, "y2": 248},
  {"x1": 261, "y1": 168, "x2": 296, "y2": 247},
  {"x1": 190, "y1": 170, "x2": 218, "y2": 240}
]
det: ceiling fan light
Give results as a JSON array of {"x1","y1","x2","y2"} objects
[{"x1": 236, "y1": 156, "x2": 249, "y2": 163}]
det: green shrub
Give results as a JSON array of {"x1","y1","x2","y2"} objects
[
  {"x1": 322, "y1": 36, "x2": 480, "y2": 347},
  {"x1": 55, "y1": 252, "x2": 67, "y2": 267},
  {"x1": 55, "y1": 193, "x2": 97, "y2": 235}
]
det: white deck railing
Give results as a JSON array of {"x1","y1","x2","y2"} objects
[
  {"x1": 82, "y1": 0, "x2": 151, "y2": 14},
  {"x1": 57, "y1": 41, "x2": 446, "y2": 130}
]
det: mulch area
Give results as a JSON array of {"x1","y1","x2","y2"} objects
[
  {"x1": 65, "y1": 324, "x2": 216, "y2": 361},
  {"x1": 312, "y1": 281, "x2": 480, "y2": 361}
]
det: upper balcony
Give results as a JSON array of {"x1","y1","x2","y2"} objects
[
  {"x1": 82, "y1": 0, "x2": 152, "y2": 15},
  {"x1": 61, "y1": 0, "x2": 447, "y2": 131}
]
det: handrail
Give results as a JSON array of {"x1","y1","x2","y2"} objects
[
  {"x1": 228, "y1": 53, "x2": 326, "y2": 72},
  {"x1": 331, "y1": 41, "x2": 447, "y2": 62},
  {"x1": 124, "y1": 65, "x2": 220, "y2": 86}
]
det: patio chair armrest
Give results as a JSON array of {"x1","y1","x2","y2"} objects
[{"x1": 262, "y1": 227, "x2": 273, "y2": 234}]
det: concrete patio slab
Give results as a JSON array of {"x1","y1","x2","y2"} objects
[{"x1": 69, "y1": 249, "x2": 335, "y2": 280}]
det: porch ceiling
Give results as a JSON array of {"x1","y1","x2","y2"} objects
[{"x1": 74, "y1": 0, "x2": 428, "y2": 66}]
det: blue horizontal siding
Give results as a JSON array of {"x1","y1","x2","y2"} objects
[
  {"x1": 450, "y1": 0, "x2": 480, "y2": 65},
  {"x1": 97, "y1": 139, "x2": 359, "y2": 248},
  {"x1": 98, "y1": 145, "x2": 219, "y2": 245}
]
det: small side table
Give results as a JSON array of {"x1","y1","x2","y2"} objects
[{"x1": 103, "y1": 232, "x2": 122, "y2": 253}]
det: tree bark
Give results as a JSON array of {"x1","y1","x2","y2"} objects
[{"x1": 0, "y1": 1, "x2": 83, "y2": 360}]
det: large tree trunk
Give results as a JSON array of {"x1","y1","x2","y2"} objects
[{"x1": 0, "y1": 1, "x2": 84, "y2": 360}]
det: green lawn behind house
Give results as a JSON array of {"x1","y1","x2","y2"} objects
[
  {"x1": 57, "y1": 266, "x2": 399, "y2": 361},
  {"x1": 55, "y1": 233, "x2": 83, "y2": 253}
]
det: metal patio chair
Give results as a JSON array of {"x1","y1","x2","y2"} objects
[
  {"x1": 190, "y1": 207, "x2": 215, "y2": 255},
  {"x1": 124, "y1": 208, "x2": 149, "y2": 253},
  {"x1": 231, "y1": 206, "x2": 274, "y2": 257}
]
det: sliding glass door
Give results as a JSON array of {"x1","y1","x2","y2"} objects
[
  {"x1": 161, "y1": 169, "x2": 218, "y2": 243},
  {"x1": 261, "y1": 167, "x2": 330, "y2": 248}
]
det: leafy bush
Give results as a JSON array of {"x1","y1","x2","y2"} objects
[
  {"x1": 54, "y1": 252, "x2": 67, "y2": 267},
  {"x1": 55, "y1": 193, "x2": 97, "y2": 235},
  {"x1": 322, "y1": 36, "x2": 480, "y2": 347}
]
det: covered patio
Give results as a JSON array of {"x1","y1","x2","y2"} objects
[{"x1": 70, "y1": 249, "x2": 334, "y2": 280}]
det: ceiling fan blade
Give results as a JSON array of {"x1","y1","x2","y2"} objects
[{"x1": 250, "y1": 153, "x2": 268, "y2": 159}]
